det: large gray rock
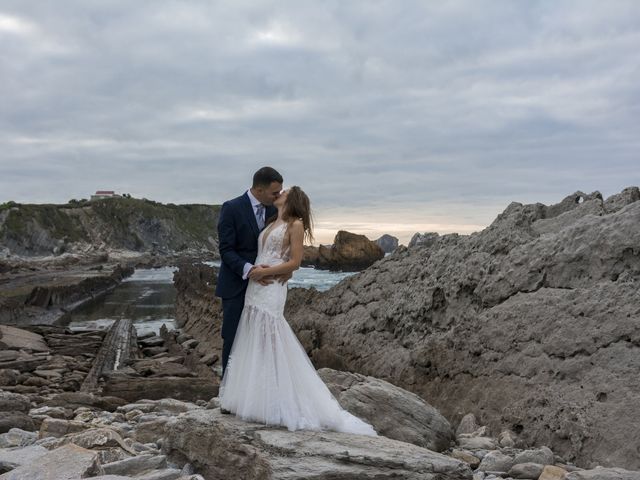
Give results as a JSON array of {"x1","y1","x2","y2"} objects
[
  {"x1": 318, "y1": 368, "x2": 454, "y2": 451},
  {"x1": 43, "y1": 427, "x2": 137, "y2": 454},
  {"x1": 513, "y1": 446, "x2": 554, "y2": 466},
  {"x1": 0, "y1": 412, "x2": 35, "y2": 434},
  {"x1": 0, "y1": 445, "x2": 48, "y2": 471},
  {"x1": 162, "y1": 409, "x2": 472, "y2": 479},
  {"x1": 102, "y1": 454, "x2": 167, "y2": 476},
  {"x1": 566, "y1": 467, "x2": 640, "y2": 480},
  {"x1": 0, "y1": 443, "x2": 103, "y2": 479},
  {"x1": 0, "y1": 428, "x2": 37, "y2": 448},
  {"x1": 0, "y1": 326, "x2": 49, "y2": 353},
  {"x1": 0, "y1": 391, "x2": 30, "y2": 413},
  {"x1": 477, "y1": 450, "x2": 514, "y2": 472},
  {"x1": 282, "y1": 188, "x2": 640, "y2": 469},
  {"x1": 42, "y1": 392, "x2": 127, "y2": 412}
]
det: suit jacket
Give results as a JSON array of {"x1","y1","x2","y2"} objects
[{"x1": 215, "y1": 192, "x2": 277, "y2": 299}]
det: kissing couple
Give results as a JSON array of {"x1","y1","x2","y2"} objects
[{"x1": 215, "y1": 166, "x2": 376, "y2": 435}]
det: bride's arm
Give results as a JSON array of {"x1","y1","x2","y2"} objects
[{"x1": 249, "y1": 221, "x2": 304, "y2": 280}]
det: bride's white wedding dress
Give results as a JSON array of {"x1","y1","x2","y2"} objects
[{"x1": 219, "y1": 221, "x2": 377, "y2": 436}]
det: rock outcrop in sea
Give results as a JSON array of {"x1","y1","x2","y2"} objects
[
  {"x1": 376, "y1": 234, "x2": 399, "y2": 253},
  {"x1": 303, "y1": 230, "x2": 385, "y2": 271}
]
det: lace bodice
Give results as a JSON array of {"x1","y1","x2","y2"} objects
[
  {"x1": 244, "y1": 221, "x2": 290, "y2": 315},
  {"x1": 256, "y1": 221, "x2": 290, "y2": 265}
]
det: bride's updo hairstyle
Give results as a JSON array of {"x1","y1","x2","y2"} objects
[{"x1": 283, "y1": 186, "x2": 314, "y2": 243}]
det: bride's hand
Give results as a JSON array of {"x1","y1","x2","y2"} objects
[{"x1": 248, "y1": 265, "x2": 270, "y2": 281}]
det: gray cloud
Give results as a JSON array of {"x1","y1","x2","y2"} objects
[{"x1": 1, "y1": 0, "x2": 638, "y2": 243}]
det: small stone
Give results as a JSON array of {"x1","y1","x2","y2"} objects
[
  {"x1": 33, "y1": 370, "x2": 63, "y2": 380},
  {"x1": 139, "y1": 336, "x2": 165, "y2": 348},
  {"x1": 478, "y1": 450, "x2": 514, "y2": 473},
  {"x1": 0, "y1": 391, "x2": 30, "y2": 413},
  {"x1": 198, "y1": 353, "x2": 218, "y2": 366},
  {"x1": 143, "y1": 347, "x2": 168, "y2": 356},
  {"x1": 450, "y1": 449, "x2": 481, "y2": 468},
  {"x1": 514, "y1": 446, "x2": 554, "y2": 466},
  {"x1": 0, "y1": 428, "x2": 38, "y2": 448},
  {"x1": 181, "y1": 339, "x2": 199, "y2": 350},
  {"x1": 125, "y1": 409, "x2": 145, "y2": 422},
  {"x1": 539, "y1": 465, "x2": 568, "y2": 480},
  {"x1": 499, "y1": 430, "x2": 516, "y2": 448},
  {"x1": 458, "y1": 436, "x2": 497, "y2": 450},
  {"x1": 135, "y1": 468, "x2": 182, "y2": 480},
  {"x1": 509, "y1": 462, "x2": 545, "y2": 479},
  {"x1": 23, "y1": 376, "x2": 50, "y2": 387},
  {"x1": 456, "y1": 413, "x2": 480, "y2": 436},
  {"x1": 39, "y1": 418, "x2": 89, "y2": 438},
  {"x1": 0, "y1": 412, "x2": 35, "y2": 434},
  {"x1": 102, "y1": 454, "x2": 167, "y2": 476},
  {"x1": 0, "y1": 370, "x2": 19, "y2": 386}
]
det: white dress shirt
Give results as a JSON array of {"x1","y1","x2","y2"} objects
[{"x1": 242, "y1": 189, "x2": 265, "y2": 280}]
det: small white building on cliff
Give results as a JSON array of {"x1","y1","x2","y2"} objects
[{"x1": 90, "y1": 190, "x2": 122, "y2": 201}]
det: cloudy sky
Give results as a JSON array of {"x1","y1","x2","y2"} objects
[{"x1": 1, "y1": 1, "x2": 638, "y2": 244}]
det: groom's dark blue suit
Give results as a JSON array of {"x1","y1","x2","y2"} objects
[{"x1": 216, "y1": 192, "x2": 277, "y2": 376}]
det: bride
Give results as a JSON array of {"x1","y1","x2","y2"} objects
[{"x1": 219, "y1": 186, "x2": 377, "y2": 436}]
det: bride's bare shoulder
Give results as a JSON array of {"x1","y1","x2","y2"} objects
[{"x1": 286, "y1": 219, "x2": 304, "y2": 235}]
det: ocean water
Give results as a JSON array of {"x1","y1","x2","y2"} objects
[
  {"x1": 67, "y1": 263, "x2": 355, "y2": 335},
  {"x1": 204, "y1": 261, "x2": 356, "y2": 292}
]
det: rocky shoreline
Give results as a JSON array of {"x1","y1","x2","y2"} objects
[
  {"x1": 170, "y1": 187, "x2": 640, "y2": 475},
  {"x1": 1, "y1": 362, "x2": 638, "y2": 479},
  {"x1": 0, "y1": 187, "x2": 639, "y2": 478}
]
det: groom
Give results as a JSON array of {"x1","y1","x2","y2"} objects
[{"x1": 216, "y1": 166, "x2": 287, "y2": 379}]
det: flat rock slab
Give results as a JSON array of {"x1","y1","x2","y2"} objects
[
  {"x1": 163, "y1": 409, "x2": 473, "y2": 480},
  {"x1": 103, "y1": 375, "x2": 218, "y2": 402},
  {"x1": 0, "y1": 445, "x2": 48, "y2": 470},
  {"x1": 566, "y1": 467, "x2": 640, "y2": 480},
  {"x1": 0, "y1": 443, "x2": 102, "y2": 479},
  {"x1": 0, "y1": 326, "x2": 48, "y2": 352}
]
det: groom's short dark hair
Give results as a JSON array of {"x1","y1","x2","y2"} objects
[{"x1": 253, "y1": 167, "x2": 283, "y2": 187}]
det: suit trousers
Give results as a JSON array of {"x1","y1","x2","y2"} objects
[{"x1": 221, "y1": 292, "x2": 246, "y2": 378}]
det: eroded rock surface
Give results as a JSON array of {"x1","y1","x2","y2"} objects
[
  {"x1": 283, "y1": 188, "x2": 640, "y2": 469},
  {"x1": 162, "y1": 408, "x2": 472, "y2": 480}
]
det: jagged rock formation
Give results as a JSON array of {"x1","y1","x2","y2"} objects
[
  {"x1": 0, "y1": 198, "x2": 220, "y2": 257},
  {"x1": 172, "y1": 262, "x2": 222, "y2": 361},
  {"x1": 282, "y1": 187, "x2": 640, "y2": 469},
  {"x1": 375, "y1": 234, "x2": 399, "y2": 253},
  {"x1": 409, "y1": 231, "x2": 439, "y2": 248},
  {"x1": 303, "y1": 230, "x2": 385, "y2": 271}
]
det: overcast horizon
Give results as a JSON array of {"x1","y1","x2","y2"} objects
[{"x1": 1, "y1": 1, "x2": 638, "y2": 245}]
